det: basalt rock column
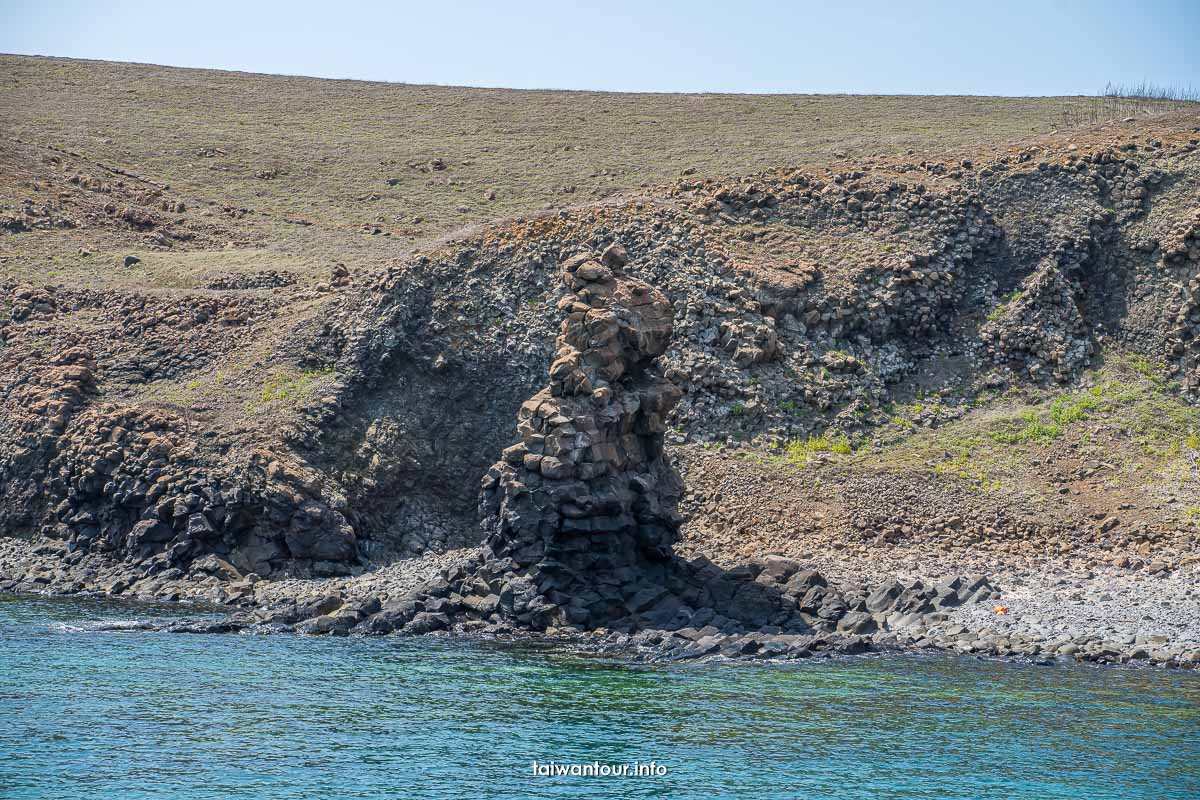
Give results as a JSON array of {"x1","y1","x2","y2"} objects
[{"x1": 476, "y1": 248, "x2": 684, "y2": 628}]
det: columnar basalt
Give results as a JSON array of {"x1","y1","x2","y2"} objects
[
  {"x1": 1164, "y1": 212, "x2": 1200, "y2": 396},
  {"x1": 470, "y1": 247, "x2": 686, "y2": 628},
  {"x1": 981, "y1": 256, "x2": 1094, "y2": 383},
  {"x1": 383, "y1": 250, "x2": 1006, "y2": 641}
]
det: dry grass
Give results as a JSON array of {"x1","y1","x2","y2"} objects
[
  {"x1": 3, "y1": 54, "x2": 1191, "y2": 252},
  {"x1": 1056, "y1": 82, "x2": 1200, "y2": 128}
]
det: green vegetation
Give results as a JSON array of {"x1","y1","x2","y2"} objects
[
  {"x1": 246, "y1": 366, "x2": 335, "y2": 413},
  {"x1": 1123, "y1": 353, "x2": 1163, "y2": 383},
  {"x1": 784, "y1": 432, "x2": 853, "y2": 465},
  {"x1": 982, "y1": 388, "x2": 1105, "y2": 445},
  {"x1": 1049, "y1": 391, "x2": 1101, "y2": 425},
  {"x1": 986, "y1": 289, "x2": 1023, "y2": 322},
  {"x1": 984, "y1": 357, "x2": 1191, "y2": 453},
  {"x1": 732, "y1": 429, "x2": 857, "y2": 471},
  {"x1": 990, "y1": 411, "x2": 1063, "y2": 445},
  {"x1": 853, "y1": 354, "x2": 1200, "y2": 495},
  {"x1": 137, "y1": 368, "x2": 225, "y2": 407}
]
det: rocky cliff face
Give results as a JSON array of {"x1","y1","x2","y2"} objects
[
  {"x1": 2, "y1": 124, "x2": 1200, "y2": 597},
  {"x1": 364, "y1": 247, "x2": 999, "y2": 642}
]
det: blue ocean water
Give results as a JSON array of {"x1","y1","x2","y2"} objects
[{"x1": 1, "y1": 594, "x2": 1197, "y2": 800}]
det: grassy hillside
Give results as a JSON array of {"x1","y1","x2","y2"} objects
[{"x1": 0, "y1": 54, "x2": 1180, "y2": 247}]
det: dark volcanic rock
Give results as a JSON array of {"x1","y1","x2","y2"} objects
[
  {"x1": 465, "y1": 251, "x2": 685, "y2": 630},
  {"x1": 406, "y1": 250, "x2": 845, "y2": 639}
]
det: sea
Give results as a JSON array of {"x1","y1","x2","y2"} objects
[{"x1": 1, "y1": 594, "x2": 1197, "y2": 799}]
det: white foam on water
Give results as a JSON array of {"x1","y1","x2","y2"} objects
[{"x1": 48, "y1": 618, "x2": 155, "y2": 633}]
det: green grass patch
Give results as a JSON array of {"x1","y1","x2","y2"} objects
[
  {"x1": 784, "y1": 431, "x2": 853, "y2": 465},
  {"x1": 821, "y1": 350, "x2": 1200, "y2": 497},
  {"x1": 1120, "y1": 352, "x2": 1165, "y2": 384},
  {"x1": 1049, "y1": 389, "x2": 1102, "y2": 425},
  {"x1": 990, "y1": 410, "x2": 1063, "y2": 444},
  {"x1": 986, "y1": 289, "x2": 1024, "y2": 322},
  {"x1": 246, "y1": 366, "x2": 335, "y2": 413},
  {"x1": 989, "y1": 359, "x2": 1197, "y2": 454}
]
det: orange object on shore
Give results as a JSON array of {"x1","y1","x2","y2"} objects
[{"x1": 994, "y1": 605, "x2": 1009, "y2": 615}]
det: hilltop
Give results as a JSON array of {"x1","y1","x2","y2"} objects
[{"x1": 1, "y1": 53, "x2": 1179, "y2": 283}]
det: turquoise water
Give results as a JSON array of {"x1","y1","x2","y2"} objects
[{"x1": 1, "y1": 595, "x2": 1197, "y2": 799}]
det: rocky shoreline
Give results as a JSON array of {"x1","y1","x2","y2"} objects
[
  {"x1": 4, "y1": 533, "x2": 1197, "y2": 670},
  {"x1": 4, "y1": 118, "x2": 1200, "y2": 676}
]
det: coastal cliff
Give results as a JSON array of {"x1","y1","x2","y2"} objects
[{"x1": 2, "y1": 56, "x2": 1200, "y2": 666}]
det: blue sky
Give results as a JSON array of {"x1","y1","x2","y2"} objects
[{"x1": 2, "y1": 0, "x2": 1198, "y2": 95}]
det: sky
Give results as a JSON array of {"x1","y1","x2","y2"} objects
[{"x1": 2, "y1": 0, "x2": 1198, "y2": 95}]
